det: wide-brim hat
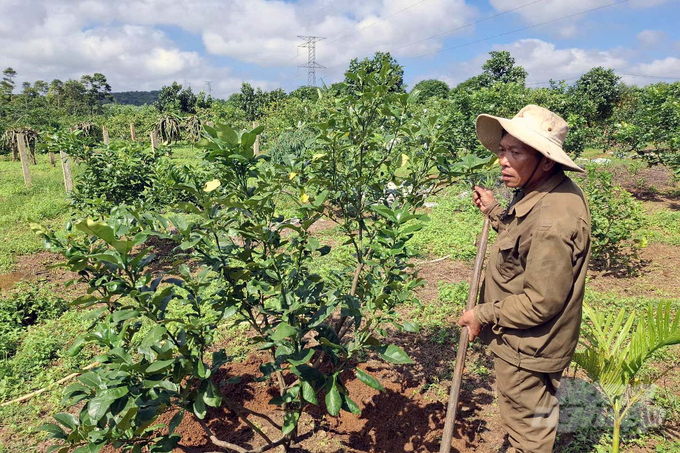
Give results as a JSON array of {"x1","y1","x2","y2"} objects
[{"x1": 476, "y1": 104, "x2": 584, "y2": 173}]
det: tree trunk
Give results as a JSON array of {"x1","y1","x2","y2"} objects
[
  {"x1": 49, "y1": 152, "x2": 56, "y2": 167},
  {"x1": 612, "y1": 417, "x2": 621, "y2": 453}
]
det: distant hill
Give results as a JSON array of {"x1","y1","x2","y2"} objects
[{"x1": 110, "y1": 90, "x2": 160, "y2": 106}]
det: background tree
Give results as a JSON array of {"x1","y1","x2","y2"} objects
[
  {"x1": 1, "y1": 67, "x2": 17, "y2": 102},
  {"x1": 569, "y1": 67, "x2": 622, "y2": 126},
  {"x1": 455, "y1": 51, "x2": 527, "y2": 91},
  {"x1": 411, "y1": 79, "x2": 450, "y2": 103},
  {"x1": 344, "y1": 51, "x2": 405, "y2": 94},
  {"x1": 81, "y1": 73, "x2": 113, "y2": 115}
]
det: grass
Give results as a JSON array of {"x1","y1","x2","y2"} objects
[
  {"x1": 408, "y1": 185, "x2": 498, "y2": 260},
  {"x1": 644, "y1": 209, "x2": 680, "y2": 246},
  {"x1": 0, "y1": 154, "x2": 74, "y2": 272}
]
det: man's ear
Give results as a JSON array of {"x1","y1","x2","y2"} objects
[{"x1": 542, "y1": 157, "x2": 556, "y2": 172}]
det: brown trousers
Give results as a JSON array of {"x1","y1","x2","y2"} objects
[{"x1": 494, "y1": 356, "x2": 563, "y2": 453}]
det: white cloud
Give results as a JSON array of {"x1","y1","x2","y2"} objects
[
  {"x1": 629, "y1": 56, "x2": 680, "y2": 77},
  {"x1": 637, "y1": 29, "x2": 667, "y2": 47},
  {"x1": 0, "y1": 0, "x2": 482, "y2": 95},
  {"x1": 427, "y1": 38, "x2": 631, "y2": 87}
]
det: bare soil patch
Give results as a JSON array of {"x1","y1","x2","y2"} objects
[{"x1": 587, "y1": 242, "x2": 680, "y2": 299}]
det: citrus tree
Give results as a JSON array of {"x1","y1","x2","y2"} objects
[{"x1": 37, "y1": 63, "x2": 464, "y2": 452}]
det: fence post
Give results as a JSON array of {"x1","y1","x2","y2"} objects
[
  {"x1": 17, "y1": 133, "x2": 32, "y2": 186},
  {"x1": 60, "y1": 150, "x2": 74, "y2": 193},
  {"x1": 150, "y1": 131, "x2": 157, "y2": 156},
  {"x1": 253, "y1": 121, "x2": 260, "y2": 155},
  {"x1": 102, "y1": 126, "x2": 110, "y2": 145},
  {"x1": 130, "y1": 123, "x2": 136, "y2": 141},
  {"x1": 49, "y1": 152, "x2": 56, "y2": 167}
]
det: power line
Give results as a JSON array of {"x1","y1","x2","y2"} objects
[
  {"x1": 619, "y1": 73, "x2": 680, "y2": 80},
  {"x1": 392, "y1": 0, "x2": 543, "y2": 52},
  {"x1": 405, "y1": 0, "x2": 629, "y2": 59}
]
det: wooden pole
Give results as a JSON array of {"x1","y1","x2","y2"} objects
[
  {"x1": 60, "y1": 150, "x2": 74, "y2": 193},
  {"x1": 49, "y1": 152, "x2": 56, "y2": 167},
  {"x1": 16, "y1": 133, "x2": 32, "y2": 186},
  {"x1": 150, "y1": 131, "x2": 157, "y2": 156},
  {"x1": 253, "y1": 121, "x2": 260, "y2": 155},
  {"x1": 130, "y1": 123, "x2": 136, "y2": 141},
  {"x1": 102, "y1": 126, "x2": 110, "y2": 145},
  {"x1": 439, "y1": 216, "x2": 491, "y2": 453}
]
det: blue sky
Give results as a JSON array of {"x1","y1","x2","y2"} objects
[{"x1": 0, "y1": 0, "x2": 678, "y2": 97}]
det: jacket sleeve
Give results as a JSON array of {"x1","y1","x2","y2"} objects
[
  {"x1": 473, "y1": 224, "x2": 580, "y2": 329},
  {"x1": 482, "y1": 201, "x2": 504, "y2": 232}
]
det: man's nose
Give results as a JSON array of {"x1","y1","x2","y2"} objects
[{"x1": 497, "y1": 154, "x2": 509, "y2": 167}]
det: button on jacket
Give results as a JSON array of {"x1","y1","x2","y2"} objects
[{"x1": 472, "y1": 171, "x2": 591, "y2": 373}]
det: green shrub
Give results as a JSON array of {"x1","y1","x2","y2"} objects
[
  {"x1": 582, "y1": 165, "x2": 646, "y2": 270},
  {"x1": 266, "y1": 127, "x2": 316, "y2": 164},
  {"x1": 0, "y1": 281, "x2": 67, "y2": 358}
]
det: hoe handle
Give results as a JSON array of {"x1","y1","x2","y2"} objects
[{"x1": 439, "y1": 216, "x2": 491, "y2": 453}]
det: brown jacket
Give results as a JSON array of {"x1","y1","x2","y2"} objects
[{"x1": 473, "y1": 171, "x2": 591, "y2": 373}]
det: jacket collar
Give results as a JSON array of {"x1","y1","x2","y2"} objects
[{"x1": 508, "y1": 171, "x2": 567, "y2": 218}]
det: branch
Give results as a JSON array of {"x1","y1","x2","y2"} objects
[
  {"x1": 1, "y1": 362, "x2": 100, "y2": 407},
  {"x1": 197, "y1": 417, "x2": 288, "y2": 453}
]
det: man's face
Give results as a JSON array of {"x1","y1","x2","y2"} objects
[{"x1": 496, "y1": 133, "x2": 542, "y2": 188}]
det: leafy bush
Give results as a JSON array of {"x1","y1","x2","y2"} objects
[
  {"x1": 582, "y1": 166, "x2": 646, "y2": 270},
  {"x1": 70, "y1": 141, "x2": 157, "y2": 213},
  {"x1": 267, "y1": 127, "x2": 315, "y2": 164},
  {"x1": 0, "y1": 281, "x2": 67, "y2": 358}
]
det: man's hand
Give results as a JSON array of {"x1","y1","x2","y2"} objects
[
  {"x1": 457, "y1": 309, "x2": 482, "y2": 341},
  {"x1": 472, "y1": 185, "x2": 495, "y2": 212}
]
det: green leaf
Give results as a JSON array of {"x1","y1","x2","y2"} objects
[
  {"x1": 40, "y1": 423, "x2": 66, "y2": 439},
  {"x1": 203, "y1": 381, "x2": 222, "y2": 407},
  {"x1": 271, "y1": 322, "x2": 297, "y2": 341},
  {"x1": 146, "y1": 359, "x2": 175, "y2": 373},
  {"x1": 193, "y1": 394, "x2": 207, "y2": 419},
  {"x1": 168, "y1": 410, "x2": 184, "y2": 434},
  {"x1": 355, "y1": 368, "x2": 385, "y2": 392},
  {"x1": 73, "y1": 444, "x2": 104, "y2": 453},
  {"x1": 342, "y1": 394, "x2": 361, "y2": 415},
  {"x1": 87, "y1": 394, "x2": 115, "y2": 422},
  {"x1": 325, "y1": 376, "x2": 342, "y2": 416},
  {"x1": 282, "y1": 411, "x2": 300, "y2": 436},
  {"x1": 112, "y1": 309, "x2": 139, "y2": 323},
  {"x1": 379, "y1": 344, "x2": 414, "y2": 364},
  {"x1": 53, "y1": 412, "x2": 79, "y2": 430},
  {"x1": 287, "y1": 348, "x2": 314, "y2": 366},
  {"x1": 301, "y1": 381, "x2": 318, "y2": 405},
  {"x1": 402, "y1": 321, "x2": 419, "y2": 333}
]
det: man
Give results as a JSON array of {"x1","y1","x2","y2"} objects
[{"x1": 457, "y1": 105, "x2": 591, "y2": 453}]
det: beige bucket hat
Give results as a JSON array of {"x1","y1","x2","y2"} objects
[{"x1": 476, "y1": 104, "x2": 584, "y2": 173}]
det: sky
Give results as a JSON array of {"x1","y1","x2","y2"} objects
[{"x1": 0, "y1": 0, "x2": 679, "y2": 98}]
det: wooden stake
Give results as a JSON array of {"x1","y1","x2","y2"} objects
[
  {"x1": 253, "y1": 121, "x2": 260, "y2": 155},
  {"x1": 102, "y1": 126, "x2": 110, "y2": 145},
  {"x1": 150, "y1": 131, "x2": 158, "y2": 155},
  {"x1": 17, "y1": 133, "x2": 32, "y2": 186},
  {"x1": 60, "y1": 150, "x2": 74, "y2": 193},
  {"x1": 130, "y1": 123, "x2": 136, "y2": 141},
  {"x1": 439, "y1": 216, "x2": 491, "y2": 453},
  {"x1": 49, "y1": 152, "x2": 56, "y2": 167},
  {"x1": 27, "y1": 135, "x2": 37, "y2": 165}
]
